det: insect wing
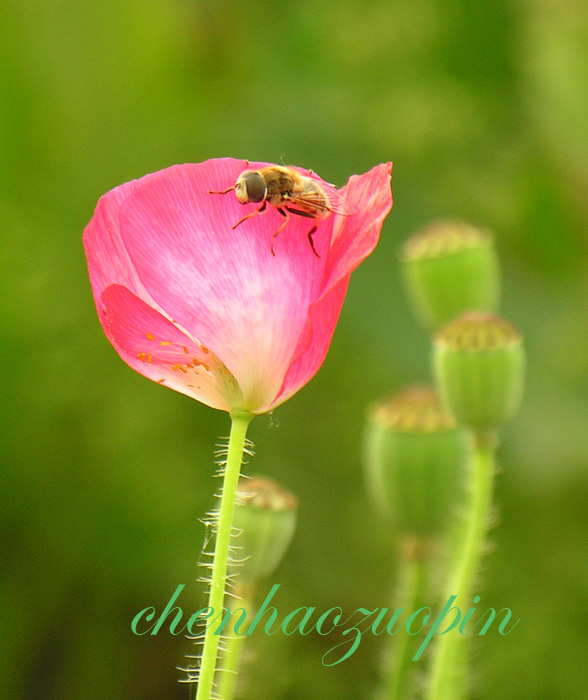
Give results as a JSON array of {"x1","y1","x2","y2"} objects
[
  {"x1": 320, "y1": 183, "x2": 355, "y2": 216},
  {"x1": 289, "y1": 178, "x2": 354, "y2": 216}
]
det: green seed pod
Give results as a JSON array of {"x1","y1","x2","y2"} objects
[
  {"x1": 363, "y1": 386, "x2": 468, "y2": 538},
  {"x1": 401, "y1": 220, "x2": 500, "y2": 329},
  {"x1": 229, "y1": 476, "x2": 297, "y2": 586},
  {"x1": 433, "y1": 312, "x2": 525, "y2": 433}
]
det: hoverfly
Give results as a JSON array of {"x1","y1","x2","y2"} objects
[{"x1": 209, "y1": 164, "x2": 352, "y2": 257}]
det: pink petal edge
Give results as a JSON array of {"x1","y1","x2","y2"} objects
[{"x1": 100, "y1": 284, "x2": 233, "y2": 411}]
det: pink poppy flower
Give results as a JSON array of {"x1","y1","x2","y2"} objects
[{"x1": 83, "y1": 158, "x2": 392, "y2": 414}]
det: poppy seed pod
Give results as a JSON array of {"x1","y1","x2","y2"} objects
[
  {"x1": 229, "y1": 476, "x2": 298, "y2": 585},
  {"x1": 433, "y1": 312, "x2": 525, "y2": 433},
  {"x1": 363, "y1": 387, "x2": 468, "y2": 538},
  {"x1": 401, "y1": 220, "x2": 500, "y2": 329}
]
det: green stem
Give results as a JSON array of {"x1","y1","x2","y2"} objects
[
  {"x1": 426, "y1": 432, "x2": 496, "y2": 700},
  {"x1": 215, "y1": 590, "x2": 254, "y2": 700},
  {"x1": 376, "y1": 542, "x2": 428, "y2": 700},
  {"x1": 196, "y1": 409, "x2": 253, "y2": 700}
]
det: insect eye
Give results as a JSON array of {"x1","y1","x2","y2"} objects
[{"x1": 245, "y1": 172, "x2": 266, "y2": 203}]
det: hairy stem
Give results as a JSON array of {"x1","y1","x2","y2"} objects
[
  {"x1": 426, "y1": 432, "x2": 496, "y2": 700},
  {"x1": 377, "y1": 541, "x2": 428, "y2": 700},
  {"x1": 215, "y1": 589, "x2": 254, "y2": 700},
  {"x1": 196, "y1": 409, "x2": 253, "y2": 700}
]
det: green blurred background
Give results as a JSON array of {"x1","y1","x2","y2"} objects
[{"x1": 1, "y1": 1, "x2": 587, "y2": 698}]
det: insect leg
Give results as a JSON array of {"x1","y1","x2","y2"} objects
[
  {"x1": 232, "y1": 202, "x2": 266, "y2": 229},
  {"x1": 208, "y1": 185, "x2": 235, "y2": 195},
  {"x1": 285, "y1": 207, "x2": 315, "y2": 219},
  {"x1": 285, "y1": 207, "x2": 321, "y2": 257},
  {"x1": 270, "y1": 209, "x2": 292, "y2": 256},
  {"x1": 306, "y1": 223, "x2": 320, "y2": 258}
]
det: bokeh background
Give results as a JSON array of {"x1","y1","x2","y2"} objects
[{"x1": 1, "y1": 1, "x2": 587, "y2": 698}]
